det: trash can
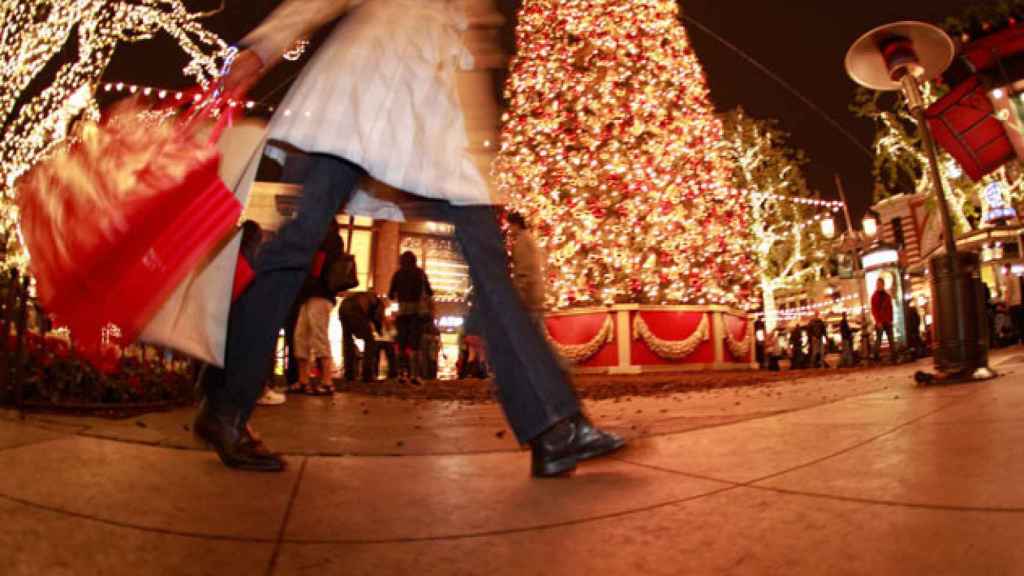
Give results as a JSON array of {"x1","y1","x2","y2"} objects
[{"x1": 928, "y1": 252, "x2": 989, "y2": 375}]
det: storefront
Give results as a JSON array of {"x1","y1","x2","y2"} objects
[
  {"x1": 861, "y1": 245, "x2": 908, "y2": 346},
  {"x1": 245, "y1": 182, "x2": 473, "y2": 380}
]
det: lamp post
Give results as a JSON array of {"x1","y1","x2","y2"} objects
[
  {"x1": 830, "y1": 175, "x2": 871, "y2": 335},
  {"x1": 845, "y1": 21, "x2": 992, "y2": 380}
]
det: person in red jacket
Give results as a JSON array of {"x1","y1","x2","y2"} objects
[{"x1": 871, "y1": 277, "x2": 897, "y2": 362}]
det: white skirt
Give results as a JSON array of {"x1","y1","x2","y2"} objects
[{"x1": 266, "y1": 0, "x2": 493, "y2": 215}]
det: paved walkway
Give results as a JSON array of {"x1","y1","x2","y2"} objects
[{"x1": 2, "y1": 349, "x2": 1023, "y2": 575}]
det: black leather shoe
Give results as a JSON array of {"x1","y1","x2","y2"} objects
[
  {"x1": 530, "y1": 415, "x2": 626, "y2": 478},
  {"x1": 574, "y1": 416, "x2": 626, "y2": 462},
  {"x1": 194, "y1": 401, "x2": 285, "y2": 472}
]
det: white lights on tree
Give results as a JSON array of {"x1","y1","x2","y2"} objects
[{"x1": 721, "y1": 108, "x2": 831, "y2": 331}]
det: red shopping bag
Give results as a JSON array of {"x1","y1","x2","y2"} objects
[{"x1": 17, "y1": 95, "x2": 243, "y2": 362}]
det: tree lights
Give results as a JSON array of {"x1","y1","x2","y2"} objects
[{"x1": 495, "y1": 0, "x2": 757, "y2": 310}]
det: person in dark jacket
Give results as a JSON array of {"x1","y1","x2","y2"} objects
[
  {"x1": 808, "y1": 313, "x2": 828, "y2": 369},
  {"x1": 339, "y1": 291, "x2": 384, "y2": 383},
  {"x1": 839, "y1": 312, "x2": 858, "y2": 367},
  {"x1": 905, "y1": 303, "x2": 923, "y2": 358},
  {"x1": 789, "y1": 321, "x2": 805, "y2": 369},
  {"x1": 388, "y1": 251, "x2": 432, "y2": 384}
]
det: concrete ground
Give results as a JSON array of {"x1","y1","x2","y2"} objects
[{"x1": 2, "y1": 348, "x2": 1023, "y2": 575}]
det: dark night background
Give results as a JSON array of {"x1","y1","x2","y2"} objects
[{"x1": 105, "y1": 0, "x2": 983, "y2": 222}]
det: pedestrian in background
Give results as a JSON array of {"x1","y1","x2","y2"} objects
[
  {"x1": 789, "y1": 321, "x2": 805, "y2": 369},
  {"x1": 905, "y1": 303, "x2": 923, "y2": 358},
  {"x1": 839, "y1": 312, "x2": 857, "y2": 367},
  {"x1": 507, "y1": 212, "x2": 546, "y2": 319},
  {"x1": 388, "y1": 251, "x2": 432, "y2": 385},
  {"x1": 294, "y1": 219, "x2": 344, "y2": 395},
  {"x1": 871, "y1": 278, "x2": 896, "y2": 362},
  {"x1": 808, "y1": 313, "x2": 828, "y2": 369},
  {"x1": 339, "y1": 291, "x2": 384, "y2": 383}
]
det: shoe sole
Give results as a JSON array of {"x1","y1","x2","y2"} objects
[{"x1": 532, "y1": 455, "x2": 578, "y2": 478}]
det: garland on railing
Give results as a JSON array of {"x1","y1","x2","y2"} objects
[
  {"x1": 941, "y1": 0, "x2": 1024, "y2": 39},
  {"x1": 544, "y1": 314, "x2": 614, "y2": 364},
  {"x1": 632, "y1": 313, "x2": 709, "y2": 360},
  {"x1": 724, "y1": 323, "x2": 753, "y2": 360}
]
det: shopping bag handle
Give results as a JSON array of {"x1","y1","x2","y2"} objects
[{"x1": 173, "y1": 47, "x2": 245, "y2": 144}]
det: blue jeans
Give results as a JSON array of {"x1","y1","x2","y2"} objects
[{"x1": 205, "y1": 154, "x2": 579, "y2": 443}]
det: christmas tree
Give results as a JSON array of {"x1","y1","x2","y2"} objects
[{"x1": 495, "y1": 0, "x2": 757, "y2": 309}]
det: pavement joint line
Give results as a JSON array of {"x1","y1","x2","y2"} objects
[
  {"x1": 611, "y1": 385, "x2": 995, "y2": 509},
  {"x1": 740, "y1": 484, "x2": 1024, "y2": 514},
  {"x1": 0, "y1": 458, "x2": 741, "y2": 546},
  {"x1": 0, "y1": 491, "x2": 278, "y2": 544},
  {"x1": 266, "y1": 456, "x2": 308, "y2": 576},
  {"x1": 0, "y1": 434, "x2": 74, "y2": 454},
  {"x1": 272, "y1": 484, "x2": 746, "y2": 546},
  {"x1": 0, "y1": 414, "x2": 90, "y2": 434},
  {"x1": 743, "y1": 385, "x2": 986, "y2": 486}
]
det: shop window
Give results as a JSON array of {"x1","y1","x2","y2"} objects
[
  {"x1": 400, "y1": 235, "x2": 471, "y2": 302},
  {"x1": 349, "y1": 229, "x2": 373, "y2": 291}
]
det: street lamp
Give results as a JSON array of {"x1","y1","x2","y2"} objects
[
  {"x1": 861, "y1": 215, "x2": 878, "y2": 239},
  {"x1": 833, "y1": 175, "x2": 872, "y2": 346},
  {"x1": 846, "y1": 21, "x2": 993, "y2": 381},
  {"x1": 820, "y1": 216, "x2": 836, "y2": 239}
]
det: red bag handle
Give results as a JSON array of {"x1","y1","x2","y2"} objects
[{"x1": 159, "y1": 48, "x2": 246, "y2": 144}]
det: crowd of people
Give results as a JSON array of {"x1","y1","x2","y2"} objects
[
  {"x1": 762, "y1": 273, "x2": 1024, "y2": 372},
  {"x1": 762, "y1": 278, "x2": 930, "y2": 371},
  {"x1": 248, "y1": 209, "x2": 545, "y2": 406}
]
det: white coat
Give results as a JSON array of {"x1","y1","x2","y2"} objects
[{"x1": 239, "y1": 0, "x2": 495, "y2": 218}]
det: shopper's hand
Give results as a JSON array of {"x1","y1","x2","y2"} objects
[{"x1": 222, "y1": 49, "x2": 265, "y2": 96}]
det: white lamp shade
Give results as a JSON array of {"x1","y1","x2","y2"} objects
[{"x1": 862, "y1": 216, "x2": 878, "y2": 237}]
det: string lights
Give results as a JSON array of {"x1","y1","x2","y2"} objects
[
  {"x1": 749, "y1": 191, "x2": 844, "y2": 210},
  {"x1": 0, "y1": 0, "x2": 229, "y2": 265},
  {"x1": 100, "y1": 82, "x2": 273, "y2": 114},
  {"x1": 496, "y1": 0, "x2": 757, "y2": 310}
]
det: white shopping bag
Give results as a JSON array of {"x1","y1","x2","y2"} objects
[{"x1": 139, "y1": 118, "x2": 267, "y2": 365}]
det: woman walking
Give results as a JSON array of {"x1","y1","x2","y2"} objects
[{"x1": 195, "y1": 0, "x2": 624, "y2": 478}]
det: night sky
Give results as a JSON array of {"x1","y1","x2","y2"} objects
[{"x1": 106, "y1": 0, "x2": 984, "y2": 222}]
